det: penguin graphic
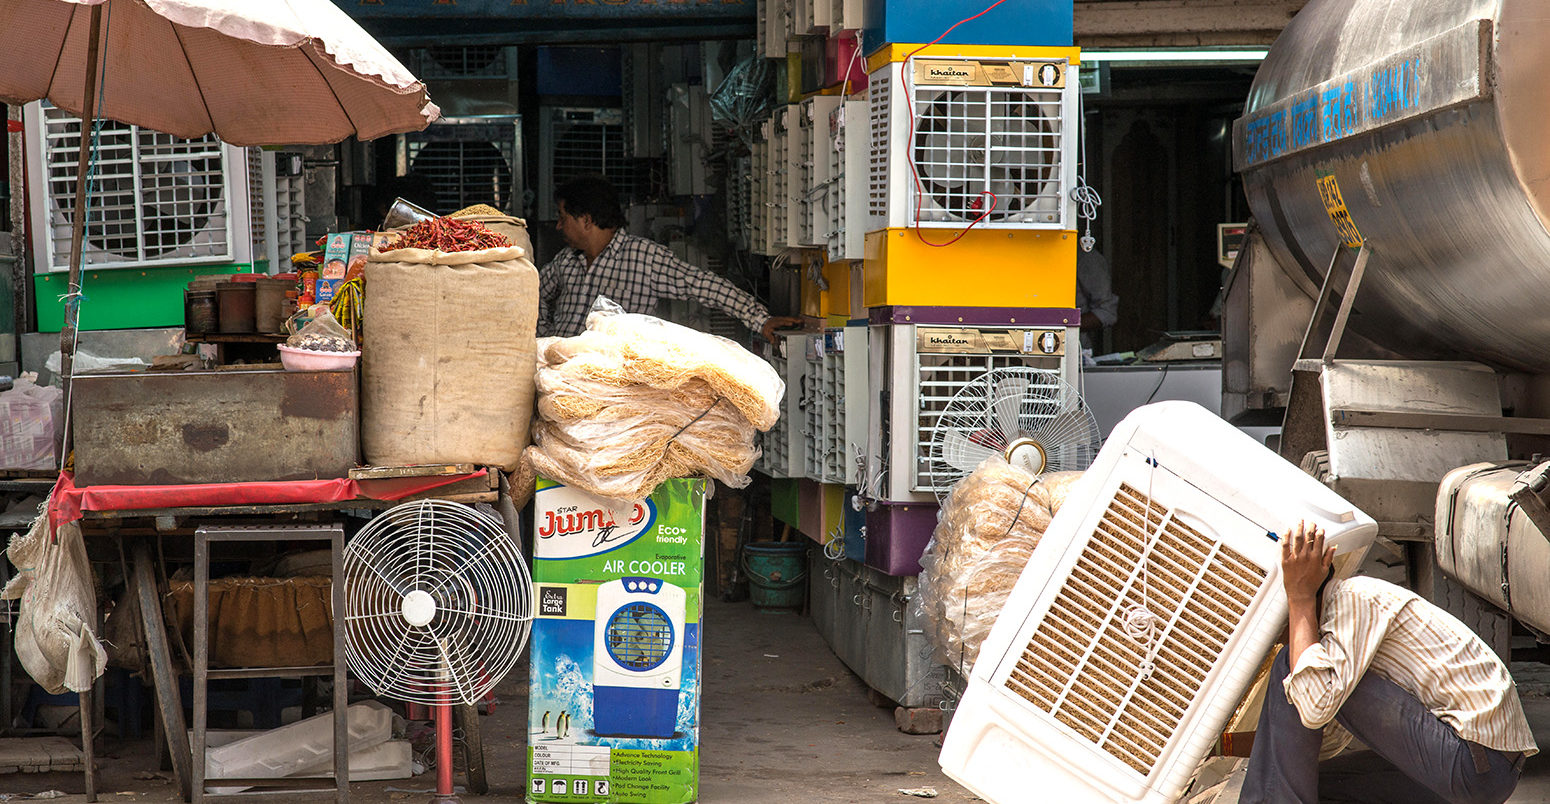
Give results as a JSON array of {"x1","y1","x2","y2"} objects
[{"x1": 541, "y1": 711, "x2": 551, "y2": 733}]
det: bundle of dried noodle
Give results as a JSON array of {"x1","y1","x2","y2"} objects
[
  {"x1": 917, "y1": 457, "x2": 1083, "y2": 671},
  {"x1": 527, "y1": 298, "x2": 784, "y2": 503}
]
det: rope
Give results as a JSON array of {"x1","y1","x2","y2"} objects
[
  {"x1": 1001, "y1": 477, "x2": 1043, "y2": 539},
  {"x1": 1126, "y1": 451, "x2": 1167, "y2": 681}
]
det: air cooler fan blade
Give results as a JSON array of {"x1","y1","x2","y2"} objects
[
  {"x1": 941, "y1": 428, "x2": 1000, "y2": 474},
  {"x1": 991, "y1": 376, "x2": 1030, "y2": 441}
]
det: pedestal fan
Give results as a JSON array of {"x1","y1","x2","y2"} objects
[
  {"x1": 343, "y1": 500, "x2": 534, "y2": 803},
  {"x1": 928, "y1": 365, "x2": 1100, "y2": 501}
]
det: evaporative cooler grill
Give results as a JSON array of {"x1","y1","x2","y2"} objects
[
  {"x1": 592, "y1": 577, "x2": 686, "y2": 738},
  {"x1": 940, "y1": 401, "x2": 1377, "y2": 804}
]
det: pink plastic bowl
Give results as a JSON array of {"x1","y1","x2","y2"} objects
[{"x1": 277, "y1": 345, "x2": 360, "y2": 372}]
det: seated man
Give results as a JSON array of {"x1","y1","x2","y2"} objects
[{"x1": 1244, "y1": 522, "x2": 1536, "y2": 804}]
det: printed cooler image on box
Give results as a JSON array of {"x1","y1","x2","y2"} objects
[{"x1": 528, "y1": 477, "x2": 705, "y2": 804}]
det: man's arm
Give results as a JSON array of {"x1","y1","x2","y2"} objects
[
  {"x1": 1283, "y1": 520, "x2": 1332, "y2": 666},
  {"x1": 651, "y1": 247, "x2": 791, "y2": 339},
  {"x1": 1278, "y1": 522, "x2": 1391, "y2": 729},
  {"x1": 1076, "y1": 252, "x2": 1119, "y2": 331}
]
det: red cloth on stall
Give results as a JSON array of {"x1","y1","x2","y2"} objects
[{"x1": 47, "y1": 469, "x2": 489, "y2": 531}]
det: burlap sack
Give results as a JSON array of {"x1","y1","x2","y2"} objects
[
  {"x1": 363, "y1": 245, "x2": 537, "y2": 470},
  {"x1": 166, "y1": 577, "x2": 333, "y2": 669}
]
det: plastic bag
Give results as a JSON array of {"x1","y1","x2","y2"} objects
[
  {"x1": 284, "y1": 306, "x2": 356, "y2": 352},
  {"x1": 916, "y1": 457, "x2": 1083, "y2": 672},
  {"x1": 580, "y1": 297, "x2": 785, "y2": 429},
  {"x1": 526, "y1": 297, "x2": 783, "y2": 504},
  {"x1": 0, "y1": 376, "x2": 63, "y2": 470},
  {"x1": 2, "y1": 513, "x2": 107, "y2": 694}
]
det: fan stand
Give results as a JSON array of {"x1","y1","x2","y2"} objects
[
  {"x1": 403, "y1": 593, "x2": 462, "y2": 804},
  {"x1": 431, "y1": 699, "x2": 458, "y2": 804}
]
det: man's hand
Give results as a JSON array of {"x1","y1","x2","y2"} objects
[
  {"x1": 761, "y1": 316, "x2": 803, "y2": 343},
  {"x1": 1283, "y1": 520, "x2": 1334, "y2": 665},
  {"x1": 1282, "y1": 520, "x2": 1333, "y2": 604}
]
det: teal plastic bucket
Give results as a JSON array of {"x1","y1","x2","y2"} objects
[{"x1": 743, "y1": 542, "x2": 808, "y2": 611}]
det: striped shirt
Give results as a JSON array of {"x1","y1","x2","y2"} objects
[
  {"x1": 537, "y1": 229, "x2": 770, "y2": 338},
  {"x1": 1285, "y1": 576, "x2": 1537, "y2": 755}
]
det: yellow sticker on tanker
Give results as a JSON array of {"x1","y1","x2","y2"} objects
[{"x1": 1316, "y1": 174, "x2": 1364, "y2": 248}]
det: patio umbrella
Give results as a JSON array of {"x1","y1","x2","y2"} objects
[
  {"x1": 0, "y1": 3, "x2": 436, "y2": 800},
  {"x1": 0, "y1": 0, "x2": 440, "y2": 451}
]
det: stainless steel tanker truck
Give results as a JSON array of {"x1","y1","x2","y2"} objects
[{"x1": 1226, "y1": 0, "x2": 1550, "y2": 653}]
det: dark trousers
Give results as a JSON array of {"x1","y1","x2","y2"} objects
[{"x1": 1241, "y1": 647, "x2": 1522, "y2": 804}]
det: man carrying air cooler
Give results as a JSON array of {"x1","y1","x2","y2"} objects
[{"x1": 1243, "y1": 521, "x2": 1537, "y2": 803}]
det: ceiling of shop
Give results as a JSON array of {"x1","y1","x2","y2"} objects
[{"x1": 1075, "y1": 0, "x2": 1310, "y2": 47}]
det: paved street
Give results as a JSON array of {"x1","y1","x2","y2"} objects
[{"x1": 10, "y1": 598, "x2": 1550, "y2": 802}]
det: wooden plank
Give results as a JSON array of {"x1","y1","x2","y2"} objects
[
  {"x1": 134, "y1": 541, "x2": 192, "y2": 802},
  {"x1": 82, "y1": 501, "x2": 393, "y2": 522},
  {"x1": 1330, "y1": 408, "x2": 1550, "y2": 435},
  {"x1": 402, "y1": 490, "x2": 499, "y2": 504},
  {"x1": 349, "y1": 463, "x2": 477, "y2": 480}
]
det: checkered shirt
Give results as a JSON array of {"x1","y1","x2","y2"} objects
[{"x1": 537, "y1": 229, "x2": 770, "y2": 338}]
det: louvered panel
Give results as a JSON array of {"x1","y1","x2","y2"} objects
[
  {"x1": 37, "y1": 103, "x2": 233, "y2": 270},
  {"x1": 866, "y1": 68, "x2": 890, "y2": 228},
  {"x1": 247, "y1": 148, "x2": 266, "y2": 265},
  {"x1": 1003, "y1": 483, "x2": 1267, "y2": 778}
]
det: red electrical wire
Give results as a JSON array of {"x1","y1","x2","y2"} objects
[{"x1": 901, "y1": 0, "x2": 1011, "y2": 248}]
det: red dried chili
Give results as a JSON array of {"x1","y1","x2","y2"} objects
[{"x1": 389, "y1": 217, "x2": 512, "y2": 252}]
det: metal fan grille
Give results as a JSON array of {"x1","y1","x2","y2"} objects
[
  {"x1": 911, "y1": 87, "x2": 1064, "y2": 224},
  {"x1": 1002, "y1": 483, "x2": 1266, "y2": 776},
  {"x1": 927, "y1": 366, "x2": 1099, "y2": 498},
  {"x1": 343, "y1": 500, "x2": 533, "y2": 706},
  {"x1": 42, "y1": 103, "x2": 232, "y2": 269},
  {"x1": 605, "y1": 603, "x2": 674, "y2": 671}
]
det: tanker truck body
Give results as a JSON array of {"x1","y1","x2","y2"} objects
[{"x1": 1228, "y1": 0, "x2": 1550, "y2": 648}]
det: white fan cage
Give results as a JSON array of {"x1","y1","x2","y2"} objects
[
  {"x1": 928, "y1": 366, "x2": 1100, "y2": 499},
  {"x1": 867, "y1": 56, "x2": 1078, "y2": 231},
  {"x1": 343, "y1": 500, "x2": 533, "y2": 707}
]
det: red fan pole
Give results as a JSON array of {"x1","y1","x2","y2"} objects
[{"x1": 431, "y1": 701, "x2": 458, "y2": 803}]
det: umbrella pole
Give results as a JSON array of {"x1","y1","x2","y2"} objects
[{"x1": 58, "y1": 3, "x2": 104, "y2": 464}]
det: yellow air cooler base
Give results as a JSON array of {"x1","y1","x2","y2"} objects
[{"x1": 863, "y1": 228, "x2": 1077, "y2": 309}]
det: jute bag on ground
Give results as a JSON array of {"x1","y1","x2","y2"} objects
[{"x1": 363, "y1": 244, "x2": 537, "y2": 470}]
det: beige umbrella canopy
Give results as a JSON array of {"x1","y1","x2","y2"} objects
[
  {"x1": 0, "y1": 4, "x2": 436, "y2": 800},
  {"x1": 0, "y1": 0, "x2": 440, "y2": 144},
  {"x1": 0, "y1": 0, "x2": 438, "y2": 463}
]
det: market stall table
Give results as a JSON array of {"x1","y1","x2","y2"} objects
[{"x1": 48, "y1": 467, "x2": 494, "y2": 802}]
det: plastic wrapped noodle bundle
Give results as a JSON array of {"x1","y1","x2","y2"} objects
[
  {"x1": 581, "y1": 297, "x2": 785, "y2": 429},
  {"x1": 917, "y1": 456, "x2": 1084, "y2": 671},
  {"x1": 527, "y1": 298, "x2": 784, "y2": 504}
]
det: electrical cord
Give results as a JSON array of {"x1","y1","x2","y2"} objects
[
  {"x1": 901, "y1": 0, "x2": 1010, "y2": 248},
  {"x1": 1071, "y1": 87, "x2": 1103, "y2": 252}
]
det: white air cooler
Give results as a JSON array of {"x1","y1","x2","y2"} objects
[{"x1": 939, "y1": 400, "x2": 1376, "y2": 804}]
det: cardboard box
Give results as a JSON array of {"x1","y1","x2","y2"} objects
[
  {"x1": 528, "y1": 477, "x2": 705, "y2": 804},
  {"x1": 319, "y1": 233, "x2": 350, "y2": 302},
  {"x1": 347, "y1": 232, "x2": 373, "y2": 279},
  {"x1": 322, "y1": 234, "x2": 350, "y2": 280}
]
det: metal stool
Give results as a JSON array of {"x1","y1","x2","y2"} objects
[{"x1": 192, "y1": 524, "x2": 347, "y2": 803}]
